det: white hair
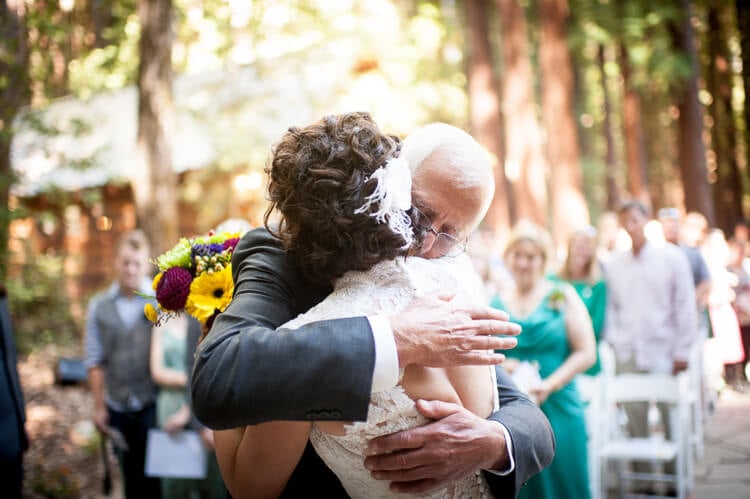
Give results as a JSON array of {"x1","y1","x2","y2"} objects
[{"x1": 401, "y1": 122, "x2": 495, "y2": 210}]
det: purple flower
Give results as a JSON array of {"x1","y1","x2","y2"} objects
[
  {"x1": 192, "y1": 243, "x2": 225, "y2": 259},
  {"x1": 222, "y1": 237, "x2": 240, "y2": 252},
  {"x1": 156, "y1": 267, "x2": 193, "y2": 310}
]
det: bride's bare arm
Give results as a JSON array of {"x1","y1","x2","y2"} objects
[{"x1": 214, "y1": 421, "x2": 312, "y2": 498}]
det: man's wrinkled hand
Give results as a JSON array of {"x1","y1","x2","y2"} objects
[
  {"x1": 363, "y1": 400, "x2": 508, "y2": 494},
  {"x1": 93, "y1": 406, "x2": 109, "y2": 434},
  {"x1": 389, "y1": 291, "x2": 521, "y2": 368}
]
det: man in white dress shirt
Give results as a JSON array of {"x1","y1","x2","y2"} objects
[{"x1": 604, "y1": 199, "x2": 699, "y2": 489}]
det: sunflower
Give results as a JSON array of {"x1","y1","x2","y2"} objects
[{"x1": 185, "y1": 265, "x2": 233, "y2": 325}]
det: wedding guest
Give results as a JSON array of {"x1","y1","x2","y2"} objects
[
  {"x1": 555, "y1": 225, "x2": 607, "y2": 375},
  {"x1": 84, "y1": 230, "x2": 162, "y2": 499},
  {"x1": 659, "y1": 208, "x2": 712, "y2": 337},
  {"x1": 604, "y1": 200, "x2": 699, "y2": 489},
  {"x1": 150, "y1": 315, "x2": 225, "y2": 498},
  {"x1": 490, "y1": 220, "x2": 596, "y2": 499},
  {"x1": 727, "y1": 238, "x2": 750, "y2": 388},
  {"x1": 701, "y1": 229, "x2": 746, "y2": 392}
]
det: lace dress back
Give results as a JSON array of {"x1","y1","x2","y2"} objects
[{"x1": 283, "y1": 256, "x2": 498, "y2": 498}]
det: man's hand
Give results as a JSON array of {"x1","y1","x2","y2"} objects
[
  {"x1": 389, "y1": 291, "x2": 520, "y2": 368},
  {"x1": 673, "y1": 359, "x2": 689, "y2": 375},
  {"x1": 363, "y1": 400, "x2": 508, "y2": 494},
  {"x1": 93, "y1": 405, "x2": 109, "y2": 434}
]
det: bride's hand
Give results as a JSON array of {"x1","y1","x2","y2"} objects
[{"x1": 388, "y1": 291, "x2": 521, "y2": 368}]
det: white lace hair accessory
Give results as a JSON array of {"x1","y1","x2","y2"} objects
[{"x1": 354, "y1": 156, "x2": 414, "y2": 248}]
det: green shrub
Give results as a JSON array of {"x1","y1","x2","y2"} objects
[{"x1": 6, "y1": 255, "x2": 80, "y2": 355}]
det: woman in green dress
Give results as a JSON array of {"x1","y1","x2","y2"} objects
[
  {"x1": 556, "y1": 226, "x2": 607, "y2": 375},
  {"x1": 150, "y1": 315, "x2": 226, "y2": 499},
  {"x1": 491, "y1": 220, "x2": 596, "y2": 499}
]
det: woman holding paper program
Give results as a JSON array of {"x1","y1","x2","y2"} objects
[
  {"x1": 490, "y1": 220, "x2": 596, "y2": 499},
  {"x1": 150, "y1": 315, "x2": 225, "y2": 498}
]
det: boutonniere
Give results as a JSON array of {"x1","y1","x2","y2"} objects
[{"x1": 547, "y1": 288, "x2": 566, "y2": 311}]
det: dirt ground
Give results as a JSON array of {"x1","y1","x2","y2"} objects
[{"x1": 18, "y1": 346, "x2": 124, "y2": 499}]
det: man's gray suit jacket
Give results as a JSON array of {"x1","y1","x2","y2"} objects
[{"x1": 192, "y1": 228, "x2": 554, "y2": 497}]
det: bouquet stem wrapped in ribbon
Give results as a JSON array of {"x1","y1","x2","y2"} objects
[{"x1": 143, "y1": 231, "x2": 241, "y2": 328}]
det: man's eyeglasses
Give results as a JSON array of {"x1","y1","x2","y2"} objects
[{"x1": 411, "y1": 206, "x2": 468, "y2": 258}]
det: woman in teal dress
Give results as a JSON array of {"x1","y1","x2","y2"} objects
[
  {"x1": 555, "y1": 226, "x2": 607, "y2": 375},
  {"x1": 150, "y1": 315, "x2": 226, "y2": 499},
  {"x1": 491, "y1": 221, "x2": 596, "y2": 499}
]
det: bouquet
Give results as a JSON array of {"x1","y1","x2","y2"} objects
[{"x1": 143, "y1": 231, "x2": 241, "y2": 327}]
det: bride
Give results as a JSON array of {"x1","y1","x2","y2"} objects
[{"x1": 214, "y1": 113, "x2": 499, "y2": 498}]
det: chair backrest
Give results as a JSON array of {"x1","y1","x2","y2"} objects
[
  {"x1": 607, "y1": 373, "x2": 687, "y2": 405},
  {"x1": 599, "y1": 342, "x2": 616, "y2": 379}
]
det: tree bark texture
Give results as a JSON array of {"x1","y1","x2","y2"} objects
[
  {"x1": 597, "y1": 44, "x2": 620, "y2": 211},
  {"x1": 135, "y1": 0, "x2": 177, "y2": 256},
  {"x1": 673, "y1": 0, "x2": 715, "y2": 225},
  {"x1": 496, "y1": 0, "x2": 549, "y2": 226},
  {"x1": 465, "y1": 0, "x2": 513, "y2": 234},
  {"x1": 735, "y1": 0, "x2": 750, "y2": 215},
  {"x1": 538, "y1": 0, "x2": 589, "y2": 246},
  {"x1": 619, "y1": 43, "x2": 651, "y2": 209},
  {"x1": 0, "y1": 0, "x2": 30, "y2": 281},
  {"x1": 706, "y1": 6, "x2": 743, "y2": 233}
]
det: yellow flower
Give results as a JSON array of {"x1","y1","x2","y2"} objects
[
  {"x1": 144, "y1": 302, "x2": 158, "y2": 323},
  {"x1": 185, "y1": 264, "x2": 233, "y2": 324},
  {"x1": 152, "y1": 272, "x2": 163, "y2": 291}
]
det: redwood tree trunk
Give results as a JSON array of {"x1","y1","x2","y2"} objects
[
  {"x1": 465, "y1": 0, "x2": 513, "y2": 233},
  {"x1": 706, "y1": 6, "x2": 742, "y2": 233},
  {"x1": 135, "y1": 0, "x2": 177, "y2": 256},
  {"x1": 538, "y1": 0, "x2": 589, "y2": 246},
  {"x1": 673, "y1": 0, "x2": 715, "y2": 224},
  {"x1": 598, "y1": 44, "x2": 620, "y2": 211},
  {"x1": 0, "y1": 0, "x2": 29, "y2": 281},
  {"x1": 736, "y1": 0, "x2": 750, "y2": 212},
  {"x1": 497, "y1": 0, "x2": 548, "y2": 226},
  {"x1": 619, "y1": 43, "x2": 650, "y2": 209}
]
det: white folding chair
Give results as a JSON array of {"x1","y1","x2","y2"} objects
[
  {"x1": 578, "y1": 372, "x2": 604, "y2": 499},
  {"x1": 599, "y1": 372, "x2": 692, "y2": 499},
  {"x1": 686, "y1": 339, "x2": 705, "y2": 461}
]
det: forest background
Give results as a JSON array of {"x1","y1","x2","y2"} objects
[{"x1": 2, "y1": 0, "x2": 749, "y2": 365}]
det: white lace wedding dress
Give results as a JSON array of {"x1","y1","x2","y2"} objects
[{"x1": 283, "y1": 255, "x2": 497, "y2": 498}]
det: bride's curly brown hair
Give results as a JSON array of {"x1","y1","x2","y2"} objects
[{"x1": 264, "y1": 112, "x2": 421, "y2": 283}]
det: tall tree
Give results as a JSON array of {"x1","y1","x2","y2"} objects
[
  {"x1": 597, "y1": 44, "x2": 620, "y2": 211},
  {"x1": 538, "y1": 0, "x2": 589, "y2": 245},
  {"x1": 705, "y1": 5, "x2": 743, "y2": 233},
  {"x1": 0, "y1": 0, "x2": 30, "y2": 281},
  {"x1": 497, "y1": 0, "x2": 548, "y2": 226},
  {"x1": 671, "y1": 0, "x2": 715, "y2": 224},
  {"x1": 134, "y1": 0, "x2": 177, "y2": 255},
  {"x1": 737, "y1": 0, "x2": 750, "y2": 185},
  {"x1": 465, "y1": 0, "x2": 513, "y2": 233},
  {"x1": 619, "y1": 45, "x2": 650, "y2": 208}
]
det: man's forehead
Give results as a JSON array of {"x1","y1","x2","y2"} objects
[{"x1": 411, "y1": 195, "x2": 436, "y2": 217}]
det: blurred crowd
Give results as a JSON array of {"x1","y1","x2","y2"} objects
[{"x1": 472, "y1": 200, "x2": 748, "y2": 498}]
